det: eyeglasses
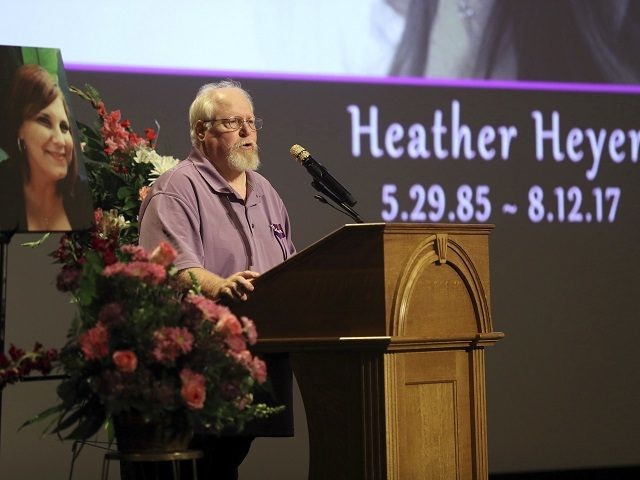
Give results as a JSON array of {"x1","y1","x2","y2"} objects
[{"x1": 204, "y1": 116, "x2": 263, "y2": 131}]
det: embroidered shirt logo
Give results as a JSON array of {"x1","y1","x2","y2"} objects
[{"x1": 270, "y1": 223, "x2": 285, "y2": 239}]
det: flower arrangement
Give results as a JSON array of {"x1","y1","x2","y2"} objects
[
  {"x1": 19, "y1": 86, "x2": 280, "y2": 442},
  {"x1": 35, "y1": 240, "x2": 276, "y2": 440},
  {"x1": 70, "y1": 84, "x2": 179, "y2": 245}
]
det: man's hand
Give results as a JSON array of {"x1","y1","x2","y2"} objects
[
  {"x1": 178, "y1": 268, "x2": 260, "y2": 302},
  {"x1": 216, "y1": 270, "x2": 260, "y2": 302}
]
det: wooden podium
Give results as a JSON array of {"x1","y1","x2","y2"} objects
[{"x1": 236, "y1": 223, "x2": 503, "y2": 479}]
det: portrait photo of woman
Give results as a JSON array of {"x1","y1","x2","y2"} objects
[{"x1": 0, "y1": 61, "x2": 93, "y2": 232}]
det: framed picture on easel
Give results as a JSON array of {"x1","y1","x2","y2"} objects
[{"x1": 0, "y1": 45, "x2": 94, "y2": 234}]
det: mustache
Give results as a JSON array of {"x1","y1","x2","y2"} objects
[{"x1": 232, "y1": 140, "x2": 259, "y2": 152}]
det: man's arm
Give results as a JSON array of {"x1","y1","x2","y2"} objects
[{"x1": 178, "y1": 267, "x2": 260, "y2": 302}]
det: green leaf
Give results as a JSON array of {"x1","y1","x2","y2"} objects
[
  {"x1": 64, "y1": 413, "x2": 107, "y2": 440},
  {"x1": 69, "y1": 85, "x2": 98, "y2": 104},
  {"x1": 105, "y1": 417, "x2": 116, "y2": 443},
  {"x1": 50, "y1": 407, "x2": 86, "y2": 434},
  {"x1": 57, "y1": 379, "x2": 81, "y2": 404},
  {"x1": 19, "y1": 404, "x2": 65, "y2": 431},
  {"x1": 117, "y1": 186, "x2": 134, "y2": 200},
  {"x1": 21, "y1": 233, "x2": 51, "y2": 248},
  {"x1": 122, "y1": 198, "x2": 139, "y2": 211}
]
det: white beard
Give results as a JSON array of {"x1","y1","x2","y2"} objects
[{"x1": 228, "y1": 145, "x2": 260, "y2": 172}]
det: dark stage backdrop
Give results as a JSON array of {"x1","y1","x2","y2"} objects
[{"x1": 64, "y1": 70, "x2": 640, "y2": 474}]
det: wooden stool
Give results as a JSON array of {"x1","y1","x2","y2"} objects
[{"x1": 101, "y1": 450, "x2": 203, "y2": 480}]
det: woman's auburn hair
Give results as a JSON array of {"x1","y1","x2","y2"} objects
[{"x1": 7, "y1": 63, "x2": 78, "y2": 193}]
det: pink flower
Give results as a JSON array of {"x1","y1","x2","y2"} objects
[
  {"x1": 250, "y1": 357, "x2": 267, "y2": 384},
  {"x1": 120, "y1": 244, "x2": 148, "y2": 262},
  {"x1": 149, "y1": 242, "x2": 177, "y2": 267},
  {"x1": 225, "y1": 334, "x2": 247, "y2": 353},
  {"x1": 217, "y1": 313, "x2": 243, "y2": 337},
  {"x1": 79, "y1": 323, "x2": 109, "y2": 360},
  {"x1": 112, "y1": 350, "x2": 138, "y2": 373},
  {"x1": 103, "y1": 261, "x2": 166, "y2": 285},
  {"x1": 186, "y1": 295, "x2": 231, "y2": 322},
  {"x1": 241, "y1": 316, "x2": 258, "y2": 345},
  {"x1": 100, "y1": 109, "x2": 147, "y2": 155},
  {"x1": 152, "y1": 327, "x2": 194, "y2": 363},
  {"x1": 101, "y1": 110, "x2": 129, "y2": 155},
  {"x1": 229, "y1": 349, "x2": 252, "y2": 368},
  {"x1": 180, "y1": 368, "x2": 206, "y2": 409}
]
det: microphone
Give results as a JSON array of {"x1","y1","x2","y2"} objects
[{"x1": 289, "y1": 144, "x2": 357, "y2": 207}]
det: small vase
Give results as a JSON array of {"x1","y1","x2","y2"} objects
[{"x1": 113, "y1": 412, "x2": 193, "y2": 454}]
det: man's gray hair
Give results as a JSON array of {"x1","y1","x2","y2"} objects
[{"x1": 188, "y1": 79, "x2": 254, "y2": 146}]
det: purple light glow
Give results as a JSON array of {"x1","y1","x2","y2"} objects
[{"x1": 65, "y1": 63, "x2": 640, "y2": 95}]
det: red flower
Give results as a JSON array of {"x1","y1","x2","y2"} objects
[
  {"x1": 112, "y1": 350, "x2": 138, "y2": 373},
  {"x1": 79, "y1": 323, "x2": 109, "y2": 361},
  {"x1": 91, "y1": 236, "x2": 118, "y2": 265},
  {"x1": 180, "y1": 369, "x2": 206, "y2": 410},
  {"x1": 145, "y1": 128, "x2": 157, "y2": 142}
]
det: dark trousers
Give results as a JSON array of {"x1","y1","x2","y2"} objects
[{"x1": 190, "y1": 435, "x2": 254, "y2": 480}]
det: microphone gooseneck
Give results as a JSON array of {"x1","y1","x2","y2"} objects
[
  {"x1": 289, "y1": 144, "x2": 364, "y2": 223},
  {"x1": 289, "y1": 144, "x2": 357, "y2": 207}
]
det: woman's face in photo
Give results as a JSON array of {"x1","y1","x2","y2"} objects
[{"x1": 18, "y1": 94, "x2": 73, "y2": 184}]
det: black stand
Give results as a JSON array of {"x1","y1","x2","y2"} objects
[
  {"x1": 0, "y1": 229, "x2": 15, "y2": 452},
  {"x1": 0, "y1": 230, "x2": 64, "y2": 455}
]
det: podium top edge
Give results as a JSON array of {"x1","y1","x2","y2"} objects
[
  {"x1": 342, "y1": 222, "x2": 495, "y2": 233},
  {"x1": 253, "y1": 222, "x2": 494, "y2": 282}
]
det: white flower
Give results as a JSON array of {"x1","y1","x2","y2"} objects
[
  {"x1": 149, "y1": 155, "x2": 179, "y2": 184},
  {"x1": 133, "y1": 147, "x2": 155, "y2": 164},
  {"x1": 134, "y1": 147, "x2": 179, "y2": 184}
]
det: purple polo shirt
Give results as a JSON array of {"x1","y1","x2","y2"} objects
[{"x1": 138, "y1": 147, "x2": 295, "y2": 276}]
